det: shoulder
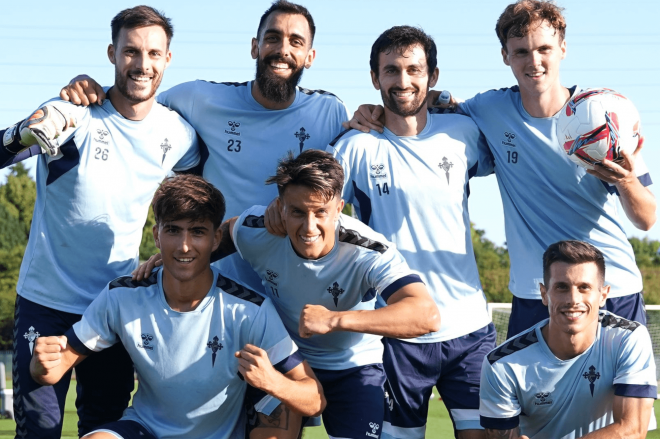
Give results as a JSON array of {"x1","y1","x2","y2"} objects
[
  {"x1": 486, "y1": 326, "x2": 540, "y2": 365},
  {"x1": 429, "y1": 112, "x2": 481, "y2": 135},
  {"x1": 463, "y1": 86, "x2": 519, "y2": 111},
  {"x1": 329, "y1": 128, "x2": 379, "y2": 148},
  {"x1": 108, "y1": 270, "x2": 159, "y2": 291},
  {"x1": 599, "y1": 311, "x2": 642, "y2": 333},
  {"x1": 216, "y1": 272, "x2": 265, "y2": 307},
  {"x1": 337, "y1": 214, "x2": 391, "y2": 254},
  {"x1": 298, "y1": 86, "x2": 344, "y2": 104},
  {"x1": 152, "y1": 102, "x2": 196, "y2": 132},
  {"x1": 160, "y1": 80, "x2": 248, "y2": 99},
  {"x1": 238, "y1": 205, "x2": 268, "y2": 229}
]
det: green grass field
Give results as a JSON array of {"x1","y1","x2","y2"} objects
[{"x1": 0, "y1": 382, "x2": 656, "y2": 438}]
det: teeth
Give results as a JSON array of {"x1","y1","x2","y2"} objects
[
  {"x1": 564, "y1": 311, "x2": 583, "y2": 318},
  {"x1": 129, "y1": 75, "x2": 151, "y2": 82},
  {"x1": 300, "y1": 235, "x2": 320, "y2": 243},
  {"x1": 177, "y1": 258, "x2": 193, "y2": 262},
  {"x1": 394, "y1": 91, "x2": 413, "y2": 97},
  {"x1": 271, "y1": 63, "x2": 290, "y2": 69}
]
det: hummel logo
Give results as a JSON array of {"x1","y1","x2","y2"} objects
[
  {"x1": 294, "y1": 127, "x2": 310, "y2": 152},
  {"x1": 369, "y1": 164, "x2": 387, "y2": 179},
  {"x1": 138, "y1": 333, "x2": 154, "y2": 351},
  {"x1": 225, "y1": 121, "x2": 241, "y2": 136},
  {"x1": 207, "y1": 335, "x2": 223, "y2": 367},
  {"x1": 583, "y1": 365, "x2": 600, "y2": 396},
  {"x1": 94, "y1": 129, "x2": 110, "y2": 145},
  {"x1": 266, "y1": 269, "x2": 279, "y2": 285},
  {"x1": 534, "y1": 392, "x2": 553, "y2": 406},
  {"x1": 502, "y1": 131, "x2": 516, "y2": 147},
  {"x1": 327, "y1": 282, "x2": 345, "y2": 307},
  {"x1": 160, "y1": 138, "x2": 171, "y2": 164},
  {"x1": 366, "y1": 422, "x2": 380, "y2": 438}
]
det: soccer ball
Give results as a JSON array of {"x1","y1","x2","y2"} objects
[{"x1": 556, "y1": 88, "x2": 641, "y2": 170}]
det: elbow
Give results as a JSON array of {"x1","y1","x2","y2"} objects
[
  {"x1": 427, "y1": 310, "x2": 441, "y2": 334},
  {"x1": 31, "y1": 373, "x2": 58, "y2": 387},
  {"x1": 311, "y1": 393, "x2": 327, "y2": 417},
  {"x1": 636, "y1": 214, "x2": 656, "y2": 231}
]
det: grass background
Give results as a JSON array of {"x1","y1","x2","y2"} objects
[{"x1": 0, "y1": 382, "x2": 656, "y2": 438}]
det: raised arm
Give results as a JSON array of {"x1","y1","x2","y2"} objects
[
  {"x1": 299, "y1": 281, "x2": 440, "y2": 339},
  {"x1": 29, "y1": 335, "x2": 86, "y2": 386},
  {"x1": 579, "y1": 395, "x2": 653, "y2": 439}
]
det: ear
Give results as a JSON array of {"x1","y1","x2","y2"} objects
[
  {"x1": 501, "y1": 47, "x2": 510, "y2": 66},
  {"x1": 251, "y1": 37, "x2": 259, "y2": 60},
  {"x1": 164, "y1": 50, "x2": 172, "y2": 70},
  {"x1": 370, "y1": 70, "x2": 380, "y2": 90},
  {"x1": 277, "y1": 196, "x2": 285, "y2": 223},
  {"x1": 560, "y1": 38, "x2": 567, "y2": 60},
  {"x1": 304, "y1": 48, "x2": 317, "y2": 69},
  {"x1": 152, "y1": 224, "x2": 161, "y2": 250},
  {"x1": 108, "y1": 44, "x2": 116, "y2": 65},
  {"x1": 540, "y1": 283, "x2": 548, "y2": 306},
  {"x1": 599, "y1": 284, "x2": 610, "y2": 307},
  {"x1": 212, "y1": 226, "x2": 222, "y2": 252},
  {"x1": 428, "y1": 67, "x2": 439, "y2": 89},
  {"x1": 337, "y1": 198, "x2": 345, "y2": 216}
]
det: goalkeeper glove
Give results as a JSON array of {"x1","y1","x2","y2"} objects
[{"x1": 18, "y1": 105, "x2": 77, "y2": 156}]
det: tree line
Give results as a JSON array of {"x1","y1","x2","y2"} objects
[{"x1": 0, "y1": 164, "x2": 658, "y2": 349}]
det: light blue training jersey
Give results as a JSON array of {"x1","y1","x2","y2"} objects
[
  {"x1": 480, "y1": 311, "x2": 657, "y2": 438},
  {"x1": 233, "y1": 205, "x2": 423, "y2": 370},
  {"x1": 460, "y1": 86, "x2": 651, "y2": 300},
  {"x1": 329, "y1": 113, "x2": 494, "y2": 342},
  {"x1": 17, "y1": 95, "x2": 200, "y2": 314},
  {"x1": 158, "y1": 80, "x2": 349, "y2": 293},
  {"x1": 69, "y1": 267, "x2": 302, "y2": 439}
]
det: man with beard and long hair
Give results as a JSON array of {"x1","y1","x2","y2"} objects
[
  {"x1": 59, "y1": 0, "x2": 350, "y2": 295},
  {"x1": 326, "y1": 26, "x2": 496, "y2": 439},
  {"x1": 0, "y1": 6, "x2": 200, "y2": 438}
]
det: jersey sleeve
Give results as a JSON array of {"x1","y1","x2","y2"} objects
[
  {"x1": 328, "y1": 141, "x2": 355, "y2": 204},
  {"x1": 65, "y1": 284, "x2": 120, "y2": 355},
  {"x1": 171, "y1": 127, "x2": 201, "y2": 172},
  {"x1": 365, "y1": 245, "x2": 423, "y2": 302},
  {"x1": 479, "y1": 357, "x2": 522, "y2": 430},
  {"x1": 233, "y1": 205, "x2": 275, "y2": 264},
  {"x1": 157, "y1": 81, "x2": 199, "y2": 124},
  {"x1": 613, "y1": 325, "x2": 657, "y2": 398}
]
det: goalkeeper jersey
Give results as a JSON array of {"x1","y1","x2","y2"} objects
[
  {"x1": 16, "y1": 95, "x2": 200, "y2": 314},
  {"x1": 329, "y1": 113, "x2": 494, "y2": 342},
  {"x1": 68, "y1": 266, "x2": 301, "y2": 439},
  {"x1": 459, "y1": 86, "x2": 651, "y2": 300},
  {"x1": 480, "y1": 311, "x2": 657, "y2": 438},
  {"x1": 158, "y1": 80, "x2": 349, "y2": 293},
  {"x1": 233, "y1": 205, "x2": 423, "y2": 370}
]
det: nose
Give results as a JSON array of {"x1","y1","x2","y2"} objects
[
  {"x1": 302, "y1": 213, "x2": 317, "y2": 234},
  {"x1": 134, "y1": 50, "x2": 151, "y2": 72},
  {"x1": 531, "y1": 50, "x2": 543, "y2": 67},
  {"x1": 180, "y1": 231, "x2": 191, "y2": 253},
  {"x1": 395, "y1": 70, "x2": 412, "y2": 89}
]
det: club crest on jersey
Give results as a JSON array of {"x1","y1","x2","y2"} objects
[
  {"x1": 225, "y1": 121, "x2": 241, "y2": 136},
  {"x1": 366, "y1": 422, "x2": 380, "y2": 438},
  {"x1": 534, "y1": 392, "x2": 553, "y2": 406},
  {"x1": 327, "y1": 282, "x2": 345, "y2": 307},
  {"x1": 207, "y1": 335, "x2": 223, "y2": 367},
  {"x1": 294, "y1": 127, "x2": 310, "y2": 152},
  {"x1": 24, "y1": 326, "x2": 40, "y2": 355},
  {"x1": 583, "y1": 365, "x2": 600, "y2": 396},
  {"x1": 439, "y1": 157, "x2": 453, "y2": 183},
  {"x1": 160, "y1": 138, "x2": 171, "y2": 164},
  {"x1": 502, "y1": 131, "x2": 516, "y2": 147},
  {"x1": 94, "y1": 129, "x2": 110, "y2": 145},
  {"x1": 265, "y1": 269, "x2": 279, "y2": 286},
  {"x1": 369, "y1": 164, "x2": 387, "y2": 179},
  {"x1": 138, "y1": 333, "x2": 155, "y2": 350}
]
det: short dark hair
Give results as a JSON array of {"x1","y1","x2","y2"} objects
[
  {"x1": 152, "y1": 174, "x2": 225, "y2": 229},
  {"x1": 370, "y1": 26, "x2": 437, "y2": 78},
  {"x1": 266, "y1": 150, "x2": 344, "y2": 201},
  {"x1": 256, "y1": 0, "x2": 316, "y2": 44},
  {"x1": 111, "y1": 5, "x2": 174, "y2": 48},
  {"x1": 496, "y1": 0, "x2": 566, "y2": 51},
  {"x1": 542, "y1": 240, "x2": 606, "y2": 287}
]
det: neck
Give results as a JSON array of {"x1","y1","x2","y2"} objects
[
  {"x1": 541, "y1": 319, "x2": 598, "y2": 360},
  {"x1": 520, "y1": 84, "x2": 571, "y2": 118},
  {"x1": 161, "y1": 267, "x2": 214, "y2": 312},
  {"x1": 251, "y1": 81, "x2": 296, "y2": 110},
  {"x1": 107, "y1": 87, "x2": 155, "y2": 121},
  {"x1": 383, "y1": 105, "x2": 428, "y2": 136}
]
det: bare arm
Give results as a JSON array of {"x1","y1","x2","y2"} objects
[
  {"x1": 210, "y1": 218, "x2": 238, "y2": 262},
  {"x1": 236, "y1": 345, "x2": 325, "y2": 417},
  {"x1": 587, "y1": 137, "x2": 656, "y2": 230},
  {"x1": 60, "y1": 75, "x2": 106, "y2": 106},
  {"x1": 579, "y1": 395, "x2": 653, "y2": 439},
  {"x1": 299, "y1": 281, "x2": 440, "y2": 339},
  {"x1": 29, "y1": 336, "x2": 86, "y2": 386},
  {"x1": 484, "y1": 428, "x2": 527, "y2": 439}
]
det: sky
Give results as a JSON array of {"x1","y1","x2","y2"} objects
[{"x1": 0, "y1": 0, "x2": 658, "y2": 246}]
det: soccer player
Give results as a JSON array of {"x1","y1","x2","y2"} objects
[
  {"x1": 0, "y1": 6, "x2": 201, "y2": 438},
  {"x1": 324, "y1": 26, "x2": 495, "y2": 439},
  {"x1": 30, "y1": 174, "x2": 324, "y2": 439},
  {"x1": 59, "y1": 0, "x2": 350, "y2": 294},
  {"x1": 347, "y1": 0, "x2": 655, "y2": 338},
  {"x1": 480, "y1": 240, "x2": 656, "y2": 438},
  {"x1": 218, "y1": 149, "x2": 439, "y2": 439}
]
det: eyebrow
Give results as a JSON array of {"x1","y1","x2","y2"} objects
[{"x1": 263, "y1": 28, "x2": 307, "y2": 44}]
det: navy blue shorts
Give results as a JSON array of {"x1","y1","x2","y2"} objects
[
  {"x1": 83, "y1": 420, "x2": 156, "y2": 439},
  {"x1": 506, "y1": 292, "x2": 647, "y2": 339},
  {"x1": 313, "y1": 364, "x2": 386, "y2": 439},
  {"x1": 382, "y1": 324, "x2": 496, "y2": 438},
  {"x1": 13, "y1": 295, "x2": 135, "y2": 438}
]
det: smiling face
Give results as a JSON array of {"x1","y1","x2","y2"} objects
[
  {"x1": 371, "y1": 44, "x2": 438, "y2": 118},
  {"x1": 251, "y1": 12, "x2": 316, "y2": 104},
  {"x1": 278, "y1": 184, "x2": 343, "y2": 260},
  {"x1": 502, "y1": 20, "x2": 566, "y2": 102},
  {"x1": 541, "y1": 261, "x2": 608, "y2": 338},
  {"x1": 154, "y1": 218, "x2": 220, "y2": 284},
  {"x1": 108, "y1": 25, "x2": 171, "y2": 104}
]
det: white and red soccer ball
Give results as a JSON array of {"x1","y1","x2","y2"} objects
[{"x1": 556, "y1": 88, "x2": 641, "y2": 170}]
